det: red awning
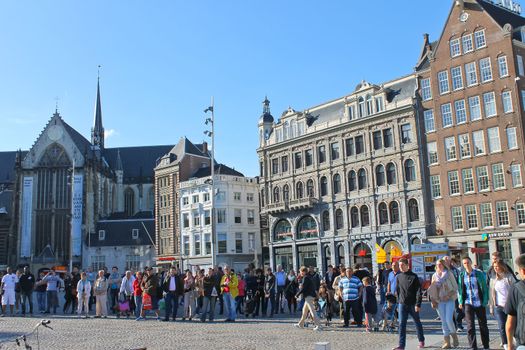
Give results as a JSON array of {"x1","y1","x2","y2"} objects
[{"x1": 157, "y1": 257, "x2": 176, "y2": 261}]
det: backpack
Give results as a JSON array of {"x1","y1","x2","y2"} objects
[{"x1": 514, "y1": 281, "x2": 525, "y2": 345}]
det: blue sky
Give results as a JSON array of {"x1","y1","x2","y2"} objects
[{"x1": 0, "y1": 0, "x2": 453, "y2": 176}]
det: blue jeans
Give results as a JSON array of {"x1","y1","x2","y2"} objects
[
  {"x1": 398, "y1": 304, "x2": 425, "y2": 348},
  {"x1": 134, "y1": 295, "x2": 142, "y2": 318},
  {"x1": 379, "y1": 286, "x2": 386, "y2": 305},
  {"x1": 494, "y1": 306, "x2": 508, "y2": 345},
  {"x1": 223, "y1": 293, "x2": 236, "y2": 321},
  {"x1": 437, "y1": 300, "x2": 456, "y2": 336},
  {"x1": 46, "y1": 291, "x2": 58, "y2": 313},
  {"x1": 164, "y1": 292, "x2": 179, "y2": 320},
  {"x1": 36, "y1": 292, "x2": 46, "y2": 312}
]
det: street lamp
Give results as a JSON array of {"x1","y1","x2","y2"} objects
[{"x1": 204, "y1": 97, "x2": 216, "y2": 268}]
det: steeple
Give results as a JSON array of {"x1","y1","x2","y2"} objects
[{"x1": 91, "y1": 71, "x2": 104, "y2": 149}]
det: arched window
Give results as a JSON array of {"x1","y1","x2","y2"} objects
[
  {"x1": 358, "y1": 97, "x2": 365, "y2": 117},
  {"x1": 273, "y1": 187, "x2": 280, "y2": 203},
  {"x1": 111, "y1": 184, "x2": 117, "y2": 212},
  {"x1": 348, "y1": 171, "x2": 357, "y2": 191},
  {"x1": 389, "y1": 201, "x2": 400, "y2": 224},
  {"x1": 335, "y1": 208, "x2": 344, "y2": 229},
  {"x1": 306, "y1": 179, "x2": 314, "y2": 197},
  {"x1": 350, "y1": 207, "x2": 359, "y2": 228},
  {"x1": 273, "y1": 219, "x2": 292, "y2": 242},
  {"x1": 296, "y1": 181, "x2": 304, "y2": 199},
  {"x1": 333, "y1": 174, "x2": 341, "y2": 194},
  {"x1": 124, "y1": 187, "x2": 135, "y2": 217},
  {"x1": 375, "y1": 164, "x2": 385, "y2": 187},
  {"x1": 404, "y1": 159, "x2": 416, "y2": 182},
  {"x1": 378, "y1": 202, "x2": 388, "y2": 225},
  {"x1": 283, "y1": 184, "x2": 290, "y2": 202},
  {"x1": 297, "y1": 216, "x2": 318, "y2": 239},
  {"x1": 322, "y1": 210, "x2": 330, "y2": 231},
  {"x1": 103, "y1": 181, "x2": 109, "y2": 214},
  {"x1": 148, "y1": 187, "x2": 155, "y2": 211},
  {"x1": 358, "y1": 168, "x2": 367, "y2": 189},
  {"x1": 360, "y1": 205, "x2": 370, "y2": 226},
  {"x1": 386, "y1": 163, "x2": 397, "y2": 185},
  {"x1": 320, "y1": 176, "x2": 328, "y2": 196},
  {"x1": 366, "y1": 95, "x2": 373, "y2": 115},
  {"x1": 408, "y1": 199, "x2": 420, "y2": 222},
  {"x1": 337, "y1": 244, "x2": 345, "y2": 266}
]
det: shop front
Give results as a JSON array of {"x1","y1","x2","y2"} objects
[
  {"x1": 274, "y1": 246, "x2": 294, "y2": 272},
  {"x1": 298, "y1": 244, "x2": 318, "y2": 268},
  {"x1": 353, "y1": 242, "x2": 372, "y2": 271}
]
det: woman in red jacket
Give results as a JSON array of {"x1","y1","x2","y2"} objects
[{"x1": 132, "y1": 271, "x2": 143, "y2": 319}]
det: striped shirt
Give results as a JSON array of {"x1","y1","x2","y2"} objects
[
  {"x1": 464, "y1": 270, "x2": 481, "y2": 307},
  {"x1": 338, "y1": 276, "x2": 362, "y2": 301}
]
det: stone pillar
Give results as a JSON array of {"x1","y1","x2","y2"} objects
[
  {"x1": 269, "y1": 243, "x2": 275, "y2": 270},
  {"x1": 511, "y1": 238, "x2": 521, "y2": 271},
  {"x1": 467, "y1": 241, "x2": 476, "y2": 265},
  {"x1": 488, "y1": 239, "x2": 497, "y2": 257},
  {"x1": 371, "y1": 235, "x2": 379, "y2": 278},
  {"x1": 292, "y1": 242, "x2": 298, "y2": 272}
]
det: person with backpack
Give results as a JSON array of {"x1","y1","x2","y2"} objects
[
  {"x1": 505, "y1": 253, "x2": 525, "y2": 350},
  {"x1": 458, "y1": 256, "x2": 489, "y2": 350}
]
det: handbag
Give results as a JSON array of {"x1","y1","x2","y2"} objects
[
  {"x1": 142, "y1": 293, "x2": 152, "y2": 310},
  {"x1": 119, "y1": 300, "x2": 130, "y2": 312}
]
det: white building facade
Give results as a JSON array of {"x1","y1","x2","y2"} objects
[{"x1": 179, "y1": 167, "x2": 261, "y2": 272}]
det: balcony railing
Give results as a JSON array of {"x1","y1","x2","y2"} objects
[{"x1": 263, "y1": 197, "x2": 317, "y2": 214}]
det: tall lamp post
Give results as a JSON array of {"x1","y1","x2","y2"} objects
[{"x1": 204, "y1": 97, "x2": 216, "y2": 268}]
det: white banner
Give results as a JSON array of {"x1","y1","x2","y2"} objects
[
  {"x1": 20, "y1": 177, "x2": 33, "y2": 257},
  {"x1": 72, "y1": 174, "x2": 83, "y2": 256}
]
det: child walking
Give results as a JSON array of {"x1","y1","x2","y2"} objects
[{"x1": 362, "y1": 277, "x2": 378, "y2": 332}]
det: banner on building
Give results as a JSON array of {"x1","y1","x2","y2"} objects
[
  {"x1": 20, "y1": 177, "x2": 33, "y2": 257},
  {"x1": 71, "y1": 174, "x2": 83, "y2": 256}
]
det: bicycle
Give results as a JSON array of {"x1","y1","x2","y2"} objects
[{"x1": 0, "y1": 319, "x2": 53, "y2": 350}]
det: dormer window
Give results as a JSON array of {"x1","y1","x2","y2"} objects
[
  {"x1": 348, "y1": 105, "x2": 355, "y2": 120},
  {"x1": 375, "y1": 96, "x2": 384, "y2": 113},
  {"x1": 132, "y1": 229, "x2": 139, "y2": 239},
  {"x1": 98, "y1": 230, "x2": 105, "y2": 241},
  {"x1": 358, "y1": 97, "x2": 365, "y2": 117},
  {"x1": 366, "y1": 95, "x2": 373, "y2": 115}
]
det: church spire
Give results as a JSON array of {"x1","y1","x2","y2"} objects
[{"x1": 91, "y1": 68, "x2": 104, "y2": 149}]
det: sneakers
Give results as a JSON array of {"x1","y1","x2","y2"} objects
[
  {"x1": 391, "y1": 347, "x2": 404, "y2": 350},
  {"x1": 293, "y1": 323, "x2": 303, "y2": 329},
  {"x1": 135, "y1": 316, "x2": 145, "y2": 321},
  {"x1": 313, "y1": 326, "x2": 321, "y2": 331},
  {"x1": 418, "y1": 341, "x2": 425, "y2": 349}
]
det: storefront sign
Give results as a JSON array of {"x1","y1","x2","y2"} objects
[
  {"x1": 489, "y1": 232, "x2": 512, "y2": 239},
  {"x1": 471, "y1": 247, "x2": 488, "y2": 254}
]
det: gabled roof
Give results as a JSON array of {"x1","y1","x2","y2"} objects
[
  {"x1": 477, "y1": 0, "x2": 525, "y2": 28},
  {"x1": 61, "y1": 118, "x2": 92, "y2": 153},
  {"x1": 88, "y1": 218, "x2": 156, "y2": 247},
  {"x1": 104, "y1": 145, "x2": 174, "y2": 183},
  {"x1": 191, "y1": 163, "x2": 244, "y2": 178},
  {"x1": 0, "y1": 151, "x2": 23, "y2": 184}
]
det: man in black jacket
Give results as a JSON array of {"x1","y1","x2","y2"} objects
[
  {"x1": 200, "y1": 267, "x2": 220, "y2": 322},
  {"x1": 393, "y1": 258, "x2": 425, "y2": 350},
  {"x1": 293, "y1": 266, "x2": 321, "y2": 331},
  {"x1": 162, "y1": 266, "x2": 183, "y2": 321},
  {"x1": 263, "y1": 268, "x2": 276, "y2": 317},
  {"x1": 18, "y1": 266, "x2": 35, "y2": 316}
]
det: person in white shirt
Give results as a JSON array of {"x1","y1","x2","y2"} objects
[
  {"x1": 76, "y1": 272, "x2": 91, "y2": 318},
  {"x1": 1, "y1": 267, "x2": 19, "y2": 316},
  {"x1": 119, "y1": 271, "x2": 134, "y2": 318}
]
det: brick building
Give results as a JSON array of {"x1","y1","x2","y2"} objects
[{"x1": 417, "y1": 0, "x2": 525, "y2": 270}]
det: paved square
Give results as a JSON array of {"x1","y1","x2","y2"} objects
[{"x1": 0, "y1": 304, "x2": 504, "y2": 350}]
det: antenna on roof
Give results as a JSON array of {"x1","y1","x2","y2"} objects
[{"x1": 54, "y1": 96, "x2": 59, "y2": 114}]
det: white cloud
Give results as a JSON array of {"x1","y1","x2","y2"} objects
[{"x1": 105, "y1": 129, "x2": 118, "y2": 139}]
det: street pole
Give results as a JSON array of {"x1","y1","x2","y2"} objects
[{"x1": 205, "y1": 97, "x2": 216, "y2": 268}]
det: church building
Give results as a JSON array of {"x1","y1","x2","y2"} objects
[{"x1": 0, "y1": 79, "x2": 173, "y2": 270}]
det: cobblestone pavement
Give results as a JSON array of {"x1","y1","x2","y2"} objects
[{"x1": 0, "y1": 303, "x2": 503, "y2": 350}]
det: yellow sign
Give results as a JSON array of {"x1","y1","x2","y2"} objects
[
  {"x1": 375, "y1": 243, "x2": 387, "y2": 263},
  {"x1": 389, "y1": 244, "x2": 402, "y2": 261}
]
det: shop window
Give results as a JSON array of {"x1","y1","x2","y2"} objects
[{"x1": 297, "y1": 216, "x2": 318, "y2": 240}]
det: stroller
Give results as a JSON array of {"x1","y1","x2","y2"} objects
[
  {"x1": 244, "y1": 289, "x2": 257, "y2": 318},
  {"x1": 315, "y1": 297, "x2": 332, "y2": 326},
  {"x1": 380, "y1": 294, "x2": 398, "y2": 332}
]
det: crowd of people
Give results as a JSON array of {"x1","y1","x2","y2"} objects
[{"x1": 3, "y1": 252, "x2": 525, "y2": 350}]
